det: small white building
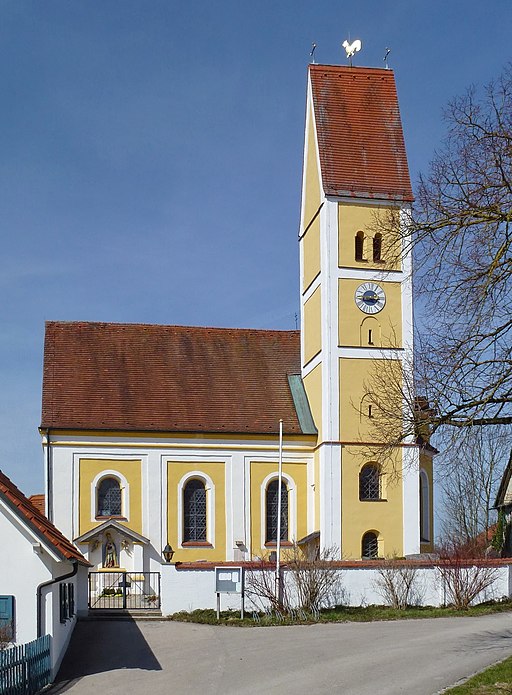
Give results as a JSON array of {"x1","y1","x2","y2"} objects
[{"x1": 0, "y1": 469, "x2": 90, "y2": 678}]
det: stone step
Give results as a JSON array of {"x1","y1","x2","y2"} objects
[{"x1": 82, "y1": 609, "x2": 163, "y2": 621}]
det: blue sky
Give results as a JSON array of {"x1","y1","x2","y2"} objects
[{"x1": 1, "y1": 1, "x2": 511, "y2": 494}]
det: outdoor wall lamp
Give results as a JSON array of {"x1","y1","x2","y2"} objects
[{"x1": 162, "y1": 543, "x2": 175, "y2": 563}]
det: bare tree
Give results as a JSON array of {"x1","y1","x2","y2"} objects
[
  {"x1": 360, "y1": 347, "x2": 420, "y2": 473},
  {"x1": 409, "y1": 65, "x2": 512, "y2": 433},
  {"x1": 245, "y1": 546, "x2": 343, "y2": 616},
  {"x1": 436, "y1": 542, "x2": 500, "y2": 609},
  {"x1": 361, "y1": 65, "x2": 512, "y2": 482},
  {"x1": 0, "y1": 624, "x2": 11, "y2": 650},
  {"x1": 438, "y1": 427, "x2": 509, "y2": 546},
  {"x1": 374, "y1": 557, "x2": 423, "y2": 609},
  {"x1": 244, "y1": 558, "x2": 288, "y2": 614},
  {"x1": 285, "y1": 545, "x2": 343, "y2": 612}
]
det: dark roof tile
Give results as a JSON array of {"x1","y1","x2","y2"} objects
[
  {"x1": 41, "y1": 322, "x2": 309, "y2": 435},
  {"x1": 310, "y1": 64, "x2": 413, "y2": 202}
]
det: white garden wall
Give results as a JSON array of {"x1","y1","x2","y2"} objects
[{"x1": 160, "y1": 562, "x2": 512, "y2": 615}]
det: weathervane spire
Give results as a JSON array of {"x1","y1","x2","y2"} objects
[{"x1": 342, "y1": 38, "x2": 362, "y2": 67}]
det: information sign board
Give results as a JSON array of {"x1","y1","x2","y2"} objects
[{"x1": 215, "y1": 567, "x2": 243, "y2": 594}]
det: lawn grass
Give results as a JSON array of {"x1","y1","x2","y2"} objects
[
  {"x1": 443, "y1": 655, "x2": 512, "y2": 693},
  {"x1": 170, "y1": 599, "x2": 512, "y2": 627}
]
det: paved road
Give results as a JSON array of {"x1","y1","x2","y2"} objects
[{"x1": 49, "y1": 613, "x2": 512, "y2": 695}]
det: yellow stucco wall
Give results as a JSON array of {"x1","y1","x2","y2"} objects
[
  {"x1": 341, "y1": 446, "x2": 404, "y2": 558},
  {"x1": 303, "y1": 362, "x2": 322, "y2": 441},
  {"x1": 338, "y1": 203, "x2": 401, "y2": 270},
  {"x1": 303, "y1": 104, "x2": 322, "y2": 230},
  {"x1": 167, "y1": 461, "x2": 226, "y2": 563},
  {"x1": 339, "y1": 357, "x2": 402, "y2": 442},
  {"x1": 79, "y1": 458, "x2": 142, "y2": 535},
  {"x1": 303, "y1": 287, "x2": 321, "y2": 365},
  {"x1": 302, "y1": 215, "x2": 321, "y2": 292},
  {"x1": 338, "y1": 280, "x2": 402, "y2": 348},
  {"x1": 249, "y1": 460, "x2": 308, "y2": 559}
]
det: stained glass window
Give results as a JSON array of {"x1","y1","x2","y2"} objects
[
  {"x1": 183, "y1": 479, "x2": 207, "y2": 542},
  {"x1": 362, "y1": 532, "x2": 379, "y2": 559},
  {"x1": 97, "y1": 477, "x2": 122, "y2": 517},
  {"x1": 266, "y1": 480, "x2": 288, "y2": 543},
  {"x1": 359, "y1": 464, "x2": 380, "y2": 501}
]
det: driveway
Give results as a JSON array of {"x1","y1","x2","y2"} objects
[{"x1": 49, "y1": 613, "x2": 512, "y2": 695}]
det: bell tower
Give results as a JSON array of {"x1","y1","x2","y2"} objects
[{"x1": 299, "y1": 64, "x2": 425, "y2": 558}]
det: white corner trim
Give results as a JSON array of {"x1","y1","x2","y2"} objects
[
  {"x1": 302, "y1": 351, "x2": 323, "y2": 377},
  {"x1": 338, "y1": 267, "x2": 405, "y2": 283},
  {"x1": 338, "y1": 347, "x2": 404, "y2": 360}
]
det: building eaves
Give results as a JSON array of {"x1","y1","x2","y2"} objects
[{"x1": 0, "y1": 470, "x2": 89, "y2": 566}]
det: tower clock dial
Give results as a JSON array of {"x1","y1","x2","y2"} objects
[{"x1": 355, "y1": 282, "x2": 386, "y2": 314}]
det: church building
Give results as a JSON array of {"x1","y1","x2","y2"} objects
[{"x1": 40, "y1": 63, "x2": 434, "y2": 587}]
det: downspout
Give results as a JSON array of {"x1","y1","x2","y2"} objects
[
  {"x1": 45, "y1": 428, "x2": 53, "y2": 523},
  {"x1": 37, "y1": 560, "x2": 79, "y2": 638}
]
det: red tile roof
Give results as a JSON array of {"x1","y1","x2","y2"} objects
[
  {"x1": 309, "y1": 64, "x2": 413, "y2": 202},
  {"x1": 0, "y1": 470, "x2": 89, "y2": 565},
  {"x1": 28, "y1": 494, "x2": 45, "y2": 516},
  {"x1": 42, "y1": 322, "x2": 309, "y2": 435}
]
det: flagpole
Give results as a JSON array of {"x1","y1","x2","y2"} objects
[{"x1": 275, "y1": 418, "x2": 283, "y2": 602}]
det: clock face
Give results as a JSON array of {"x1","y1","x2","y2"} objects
[{"x1": 355, "y1": 282, "x2": 386, "y2": 314}]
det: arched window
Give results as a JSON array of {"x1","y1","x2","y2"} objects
[
  {"x1": 355, "y1": 231, "x2": 364, "y2": 261},
  {"x1": 183, "y1": 479, "x2": 207, "y2": 542},
  {"x1": 360, "y1": 317, "x2": 380, "y2": 347},
  {"x1": 266, "y1": 480, "x2": 288, "y2": 543},
  {"x1": 97, "y1": 477, "x2": 122, "y2": 517},
  {"x1": 360, "y1": 393, "x2": 379, "y2": 421},
  {"x1": 359, "y1": 464, "x2": 380, "y2": 501},
  {"x1": 419, "y1": 471, "x2": 430, "y2": 542},
  {"x1": 373, "y1": 233, "x2": 382, "y2": 262},
  {"x1": 362, "y1": 531, "x2": 379, "y2": 559}
]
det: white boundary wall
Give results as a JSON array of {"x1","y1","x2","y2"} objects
[{"x1": 161, "y1": 563, "x2": 512, "y2": 615}]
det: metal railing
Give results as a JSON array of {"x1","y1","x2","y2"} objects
[
  {"x1": 0, "y1": 635, "x2": 51, "y2": 695},
  {"x1": 88, "y1": 572, "x2": 161, "y2": 610}
]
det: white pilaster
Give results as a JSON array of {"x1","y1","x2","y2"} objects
[
  {"x1": 319, "y1": 443, "x2": 342, "y2": 554},
  {"x1": 402, "y1": 446, "x2": 420, "y2": 555}
]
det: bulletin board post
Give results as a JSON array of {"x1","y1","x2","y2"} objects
[{"x1": 215, "y1": 567, "x2": 245, "y2": 620}]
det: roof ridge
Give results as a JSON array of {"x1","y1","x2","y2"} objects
[
  {"x1": 310, "y1": 64, "x2": 394, "y2": 74},
  {"x1": 46, "y1": 320, "x2": 300, "y2": 335}
]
